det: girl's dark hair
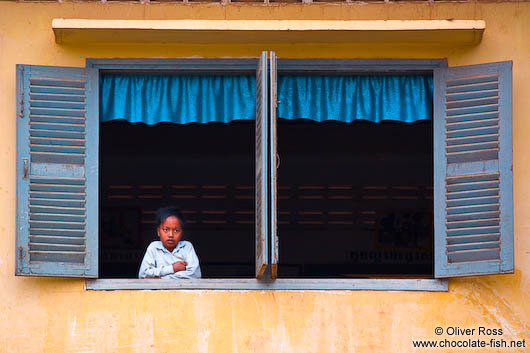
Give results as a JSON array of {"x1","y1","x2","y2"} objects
[{"x1": 155, "y1": 206, "x2": 187, "y2": 231}]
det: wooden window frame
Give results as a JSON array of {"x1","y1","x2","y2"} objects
[{"x1": 84, "y1": 57, "x2": 450, "y2": 291}]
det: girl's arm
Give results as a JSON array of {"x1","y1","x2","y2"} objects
[
  {"x1": 138, "y1": 243, "x2": 174, "y2": 278},
  {"x1": 167, "y1": 242, "x2": 202, "y2": 279}
]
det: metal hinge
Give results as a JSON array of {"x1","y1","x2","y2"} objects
[
  {"x1": 19, "y1": 66, "x2": 24, "y2": 119},
  {"x1": 23, "y1": 158, "x2": 28, "y2": 179},
  {"x1": 18, "y1": 247, "x2": 24, "y2": 273}
]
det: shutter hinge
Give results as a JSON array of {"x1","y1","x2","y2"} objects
[
  {"x1": 19, "y1": 66, "x2": 24, "y2": 119},
  {"x1": 19, "y1": 96, "x2": 24, "y2": 119},
  {"x1": 23, "y1": 158, "x2": 28, "y2": 179},
  {"x1": 18, "y1": 247, "x2": 24, "y2": 273}
]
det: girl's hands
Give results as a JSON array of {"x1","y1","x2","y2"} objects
[{"x1": 172, "y1": 261, "x2": 187, "y2": 273}]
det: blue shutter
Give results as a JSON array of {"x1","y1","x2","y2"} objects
[
  {"x1": 255, "y1": 52, "x2": 269, "y2": 278},
  {"x1": 16, "y1": 65, "x2": 98, "y2": 277},
  {"x1": 269, "y1": 51, "x2": 279, "y2": 279},
  {"x1": 434, "y1": 61, "x2": 513, "y2": 277}
]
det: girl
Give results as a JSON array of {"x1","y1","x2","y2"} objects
[{"x1": 138, "y1": 206, "x2": 201, "y2": 279}]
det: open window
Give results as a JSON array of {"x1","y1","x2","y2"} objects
[
  {"x1": 15, "y1": 55, "x2": 514, "y2": 286},
  {"x1": 98, "y1": 59, "x2": 268, "y2": 279},
  {"x1": 268, "y1": 57, "x2": 513, "y2": 279},
  {"x1": 15, "y1": 55, "x2": 271, "y2": 279},
  {"x1": 271, "y1": 59, "x2": 434, "y2": 278}
]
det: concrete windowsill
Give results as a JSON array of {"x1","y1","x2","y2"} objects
[{"x1": 86, "y1": 278, "x2": 449, "y2": 291}]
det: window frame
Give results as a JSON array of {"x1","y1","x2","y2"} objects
[{"x1": 85, "y1": 57, "x2": 448, "y2": 291}]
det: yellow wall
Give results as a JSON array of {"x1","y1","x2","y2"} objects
[{"x1": 1, "y1": 2, "x2": 529, "y2": 352}]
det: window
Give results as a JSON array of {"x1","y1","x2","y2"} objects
[{"x1": 15, "y1": 54, "x2": 514, "y2": 289}]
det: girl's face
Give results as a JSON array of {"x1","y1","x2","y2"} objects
[{"x1": 157, "y1": 216, "x2": 183, "y2": 252}]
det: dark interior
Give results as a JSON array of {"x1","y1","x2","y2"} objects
[
  {"x1": 99, "y1": 118, "x2": 433, "y2": 279},
  {"x1": 277, "y1": 119, "x2": 433, "y2": 278}
]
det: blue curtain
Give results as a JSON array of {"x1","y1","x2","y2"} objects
[
  {"x1": 278, "y1": 74, "x2": 433, "y2": 123},
  {"x1": 100, "y1": 73, "x2": 433, "y2": 124},
  {"x1": 100, "y1": 73, "x2": 256, "y2": 124}
]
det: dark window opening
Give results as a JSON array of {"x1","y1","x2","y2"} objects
[
  {"x1": 99, "y1": 120, "x2": 256, "y2": 278},
  {"x1": 99, "y1": 118, "x2": 433, "y2": 279},
  {"x1": 277, "y1": 119, "x2": 434, "y2": 278}
]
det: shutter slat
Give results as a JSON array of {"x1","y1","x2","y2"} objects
[
  {"x1": 446, "y1": 141, "x2": 498, "y2": 153},
  {"x1": 30, "y1": 144, "x2": 85, "y2": 154},
  {"x1": 446, "y1": 89, "x2": 498, "y2": 102},
  {"x1": 30, "y1": 152, "x2": 85, "y2": 165},
  {"x1": 30, "y1": 93, "x2": 85, "y2": 102},
  {"x1": 29, "y1": 205, "x2": 86, "y2": 215},
  {"x1": 30, "y1": 100, "x2": 85, "y2": 109},
  {"x1": 447, "y1": 189, "x2": 499, "y2": 207},
  {"x1": 29, "y1": 228, "x2": 85, "y2": 237},
  {"x1": 447, "y1": 225, "x2": 500, "y2": 237},
  {"x1": 447, "y1": 149, "x2": 499, "y2": 164},
  {"x1": 30, "y1": 115, "x2": 85, "y2": 124},
  {"x1": 447, "y1": 133, "x2": 498, "y2": 146},
  {"x1": 30, "y1": 78, "x2": 85, "y2": 88},
  {"x1": 446, "y1": 74, "x2": 498, "y2": 87},
  {"x1": 29, "y1": 128, "x2": 85, "y2": 139},
  {"x1": 446, "y1": 111, "x2": 498, "y2": 124},
  {"x1": 30, "y1": 183, "x2": 84, "y2": 192},
  {"x1": 29, "y1": 251, "x2": 85, "y2": 263},
  {"x1": 434, "y1": 61, "x2": 513, "y2": 277},
  {"x1": 446, "y1": 81, "x2": 498, "y2": 94},
  {"x1": 29, "y1": 220, "x2": 85, "y2": 230},
  {"x1": 30, "y1": 122, "x2": 85, "y2": 132},
  {"x1": 447, "y1": 203, "x2": 499, "y2": 215},
  {"x1": 30, "y1": 235, "x2": 85, "y2": 245},
  {"x1": 29, "y1": 86, "x2": 85, "y2": 95},
  {"x1": 447, "y1": 211, "x2": 499, "y2": 222},
  {"x1": 29, "y1": 198, "x2": 85, "y2": 207},
  {"x1": 29, "y1": 243, "x2": 85, "y2": 251},
  {"x1": 30, "y1": 177, "x2": 85, "y2": 185},
  {"x1": 30, "y1": 191, "x2": 86, "y2": 200},
  {"x1": 30, "y1": 108, "x2": 86, "y2": 117},
  {"x1": 447, "y1": 248, "x2": 500, "y2": 263},
  {"x1": 447, "y1": 173, "x2": 499, "y2": 183},
  {"x1": 30, "y1": 212, "x2": 85, "y2": 222},
  {"x1": 16, "y1": 64, "x2": 98, "y2": 277},
  {"x1": 447, "y1": 240, "x2": 500, "y2": 252},
  {"x1": 447, "y1": 233, "x2": 500, "y2": 245},
  {"x1": 30, "y1": 137, "x2": 85, "y2": 147},
  {"x1": 447, "y1": 241, "x2": 500, "y2": 253},
  {"x1": 447, "y1": 96, "x2": 498, "y2": 109},
  {"x1": 447, "y1": 218, "x2": 500, "y2": 229},
  {"x1": 446, "y1": 126, "x2": 498, "y2": 138},
  {"x1": 447, "y1": 179, "x2": 498, "y2": 192},
  {"x1": 447, "y1": 104, "x2": 498, "y2": 117},
  {"x1": 446, "y1": 118, "x2": 498, "y2": 131}
]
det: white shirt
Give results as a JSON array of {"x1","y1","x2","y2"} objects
[{"x1": 138, "y1": 240, "x2": 202, "y2": 279}]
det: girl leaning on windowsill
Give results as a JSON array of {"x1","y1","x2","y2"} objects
[{"x1": 138, "y1": 206, "x2": 201, "y2": 279}]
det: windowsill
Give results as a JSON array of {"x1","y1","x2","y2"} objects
[
  {"x1": 53, "y1": 19, "x2": 485, "y2": 45},
  {"x1": 86, "y1": 278, "x2": 448, "y2": 291}
]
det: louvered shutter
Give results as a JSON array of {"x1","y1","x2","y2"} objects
[
  {"x1": 16, "y1": 65, "x2": 98, "y2": 277},
  {"x1": 434, "y1": 61, "x2": 513, "y2": 277},
  {"x1": 269, "y1": 52, "x2": 279, "y2": 279},
  {"x1": 255, "y1": 52, "x2": 269, "y2": 278}
]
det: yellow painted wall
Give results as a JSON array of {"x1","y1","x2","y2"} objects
[{"x1": 1, "y1": 2, "x2": 529, "y2": 352}]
